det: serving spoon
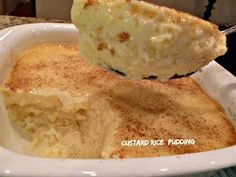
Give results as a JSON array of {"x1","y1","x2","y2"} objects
[
  {"x1": 222, "y1": 25, "x2": 236, "y2": 35},
  {"x1": 112, "y1": 0, "x2": 236, "y2": 80},
  {"x1": 169, "y1": 25, "x2": 236, "y2": 79},
  {"x1": 72, "y1": 0, "x2": 235, "y2": 81},
  {"x1": 109, "y1": 24, "x2": 236, "y2": 80}
]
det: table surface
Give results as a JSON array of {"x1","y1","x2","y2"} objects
[{"x1": 0, "y1": 15, "x2": 235, "y2": 177}]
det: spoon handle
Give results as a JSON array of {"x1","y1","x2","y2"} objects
[{"x1": 222, "y1": 25, "x2": 236, "y2": 35}]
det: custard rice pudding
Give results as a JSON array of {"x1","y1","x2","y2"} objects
[
  {"x1": 1, "y1": 43, "x2": 235, "y2": 159},
  {"x1": 72, "y1": 0, "x2": 227, "y2": 81}
]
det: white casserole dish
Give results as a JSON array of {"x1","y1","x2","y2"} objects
[{"x1": 0, "y1": 23, "x2": 235, "y2": 177}]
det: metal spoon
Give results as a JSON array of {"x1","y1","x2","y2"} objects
[
  {"x1": 109, "y1": 24, "x2": 236, "y2": 80},
  {"x1": 222, "y1": 25, "x2": 236, "y2": 35}
]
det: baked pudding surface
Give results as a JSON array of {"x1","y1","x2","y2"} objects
[{"x1": 1, "y1": 43, "x2": 235, "y2": 159}]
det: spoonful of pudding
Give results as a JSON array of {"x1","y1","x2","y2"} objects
[{"x1": 71, "y1": 0, "x2": 227, "y2": 81}]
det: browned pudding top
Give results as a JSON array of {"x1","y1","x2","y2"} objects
[
  {"x1": 3, "y1": 43, "x2": 236, "y2": 158},
  {"x1": 5, "y1": 43, "x2": 118, "y2": 95}
]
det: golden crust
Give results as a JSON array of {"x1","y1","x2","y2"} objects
[
  {"x1": 104, "y1": 78, "x2": 236, "y2": 158},
  {"x1": 4, "y1": 43, "x2": 118, "y2": 96},
  {"x1": 2, "y1": 43, "x2": 236, "y2": 158}
]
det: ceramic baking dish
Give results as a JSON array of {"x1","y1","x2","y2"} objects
[{"x1": 0, "y1": 23, "x2": 235, "y2": 177}]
